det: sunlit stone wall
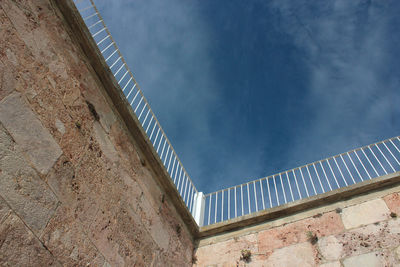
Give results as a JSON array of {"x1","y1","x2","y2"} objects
[
  {"x1": 194, "y1": 183, "x2": 400, "y2": 266},
  {"x1": 0, "y1": 0, "x2": 194, "y2": 265}
]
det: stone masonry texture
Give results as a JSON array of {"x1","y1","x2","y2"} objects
[
  {"x1": 194, "y1": 191, "x2": 400, "y2": 266},
  {"x1": 0, "y1": 0, "x2": 194, "y2": 265}
]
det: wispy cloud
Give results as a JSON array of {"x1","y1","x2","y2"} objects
[
  {"x1": 94, "y1": 0, "x2": 400, "y2": 193},
  {"x1": 269, "y1": 0, "x2": 400, "y2": 170}
]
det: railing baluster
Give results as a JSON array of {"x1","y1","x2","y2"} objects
[
  {"x1": 105, "y1": 48, "x2": 117, "y2": 61},
  {"x1": 247, "y1": 183, "x2": 251, "y2": 214},
  {"x1": 241, "y1": 184, "x2": 244, "y2": 216},
  {"x1": 126, "y1": 83, "x2": 137, "y2": 99},
  {"x1": 286, "y1": 171, "x2": 294, "y2": 201},
  {"x1": 167, "y1": 150, "x2": 173, "y2": 172},
  {"x1": 306, "y1": 165, "x2": 317, "y2": 195},
  {"x1": 361, "y1": 148, "x2": 379, "y2": 177},
  {"x1": 273, "y1": 176, "x2": 279, "y2": 206},
  {"x1": 176, "y1": 167, "x2": 183, "y2": 188},
  {"x1": 299, "y1": 167, "x2": 310, "y2": 197},
  {"x1": 221, "y1": 190, "x2": 224, "y2": 221},
  {"x1": 170, "y1": 157, "x2": 177, "y2": 179},
  {"x1": 355, "y1": 149, "x2": 371, "y2": 180},
  {"x1": 208, "y1": 194, "x2": 211, "y2": 225},
  {"x1": 149, "y1": 123, "x2": 158, "y2": 141},
  {"x1": 312, "y1": 163, "x2": 325, "y2": 193},
  {"x1": 347, "y1": 152, "x2": 362, "y2": 182},
  {"x1": 333, "y1": 156, "x2": 348, "y2": 186},
  {"x1": 327, "y1": 159, "x2": 340, "y2": 188},
  {"x1": 376, "y1": 143, "x2": 395, "y2": 172},
  {"x1": 319, "y1": 161, "x2": 332, "y2": 191},
  {"x1": 368, "y1": 145, "x2": 387, "y2": 175},
  {"x1": 391, "y1": 138, "x2": 400, "y2": 154},
  {"x1": 260, "y1": 179, "x2": 265, "y2": 210},
  {"x1": 340, "y1": 154, "x2": 355, "y2": 184},
  {"x1": 383, "y1": 141, "x2": 400, "y2": 166},
  {"x1": 215, "y1": 192, "x2": 218, "y2": 223},
  {"x1": 267, "y1": 177, "x2": 272, "y2": 208},
  {"x1": 253, "y1": 181, "x2": 258, "y2": 211},
  {"x1": 234, "y1": 186, "x2": 237, "y2": 218},
  {"x1": 279, "y1": 173, "x2": 287, "y2": 204},
  {"x1": 228, "y1": 188, "x2": 230, "y2": 220},
  {"x1": 293, "y1": 170, "x2": 302, "y2": 199}
]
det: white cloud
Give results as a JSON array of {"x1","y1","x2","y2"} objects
[{"x1": 269, "y1": 0, "x2": 400, "y2": 168}]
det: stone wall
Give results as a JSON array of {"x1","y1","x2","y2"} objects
[
  {"x1": 194, "y1": 184, "x2": 400, "y2": 266},
  {"x1": 0, "y1": 0, "x2": 194, "y2": 266}
]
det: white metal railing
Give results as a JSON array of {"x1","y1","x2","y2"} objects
[
  {"x1": 73, "y1": 0, "x2": 200, "y2": 220},
  {"x1": 72, "y1": 0, "x2": 400, "y2": 228},
  {"x1": 203, "y1": 136, "x2": 400, "y2": 226}
]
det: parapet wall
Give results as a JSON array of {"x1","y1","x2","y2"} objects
[
  {"x1": 0, "y1": 0, "x2": 194, "y2": 265},
  {"x1": 194, "y1": 174, "x2": 400, "y2": 266}
]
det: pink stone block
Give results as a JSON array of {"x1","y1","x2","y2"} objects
[
  {"x1": 258, "y1": 211, "x2": 344, "y2": 253},
  {"x1": 383, "y1": 192, "x2": 400, "y2": 215}
]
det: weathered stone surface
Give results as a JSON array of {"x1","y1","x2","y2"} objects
[
  {"x1": 329, "y1": 218, "x2": 400, "y2": 260},
  {"x1": 383, "y1": 192, "x2": 400, "y2": 215},
  {"x1": 319, "y1": 261, "x2": 341, "y2": 267},
  {"x1": 0, "y1": 58, "x2": 15, "y2": 101},
  {"x1": 342, "y1": 251, "x2": 382, "y2": 267},
  {"x1": 258, "y1": 211, "x2": 344, "y2": 252},
  {"x1": 0, "y1": 213, "x2": 60, "y2": 266},
  {"x1": 195, "y1": 234, "x2": 258, "y2": 266},
  {"x1": 40, "y1": 205, "x2": 109, "y2": 267},
  {"x1": 263, "y1": 242, "x2": 316, "y2": 267},
  {"x1": 0, "y1": 197, "x2": 11, "y2": 224},
  {"x1": 93, "y1": 121, "x2": 119, "y2": 163},
  {"x1": 318, "y1": 235, "x2": 343, "y2": 261},
  {"x1": 0, "y1": 92, "x2": 62, "y2": 175},
  {"x1": 341, "y1": 199, "x2": 390, "y2": 229},
  {"x1": 55, "y1": 118, "x2": 65, "y2": 135},
  {"x1": 0, "y1": 123, "x2": 58, "y2": 235}
]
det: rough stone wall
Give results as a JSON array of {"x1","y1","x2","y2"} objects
[
  {"x1": 0, "y1": 0, "x2": 193, "y2": 266},
  {"x1": 194, "y1": 189, "x2": 400, "y2": 266}
]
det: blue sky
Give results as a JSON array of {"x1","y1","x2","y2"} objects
[{"x1": 95, "y1": 0, "x2": 400, "y2": 194}]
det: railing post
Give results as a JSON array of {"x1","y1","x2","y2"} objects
[{"x1": 193, "y1": 192, "x2": 205, "y2": 227}]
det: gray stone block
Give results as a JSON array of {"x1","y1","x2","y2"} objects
[
  {"x1": 0, "y1": 92, "x2": 62, "y2": 175},
  {"x1": 0, "y1": 123, "x2": 58, "y2": 235}
]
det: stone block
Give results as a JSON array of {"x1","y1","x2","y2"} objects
[
  {"x1": 88, "y1": 200, "x2": 163, "y2": 266},
  {"x1": 195, "y1": 234, "x2": 258, "y2": 266},
  {"x1": 0, "y1": 197, "x2": 11, "y2": 224},
  {"x1": 342, "y1": 251, "x2": 382, "y2": 267},
  {"x1": 0, "y1": 123, "x2": 58, "y2": 235},
  {"x1": 263, "y1": 242, "x2": 316, "y2": 267},
  {"x1": 330, "y1": 219, "x2": 400, "y2": 260},
  {"x1": 258, "y1": 211, "x2": 344, "y2": 252},
  {"x1": 383, "y1": 192, "x2": 400, "y2": 215},
  {"x1": 318, "y1": 235, "x2": 343, "y2": 261},
  {"x1": 0, "y1": 213, "x2": 60, "y2": 266},
  {"x1": 40, "y1": 205, "x2": 108, "y2": 266},
  {"x1": 93, "y1": 122, "x2": 119, "y2": 163},
  {"x1": 319, "y1": 261, "x2": 341, "y2": 267},
  {"x1": 0, "y1": 92, "x2": 62, "y2": 175},
  {"x1": 341, "y1": 199, "x2": 390, "y2": 229},
  {"x1": 0, "y1": 57, "x2": 15, "y2": 101}
]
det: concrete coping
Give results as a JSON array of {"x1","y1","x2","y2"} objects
[
  {"x1": 52, "y1": 0, "x2": 400, "y2": 241},
  {"x1": 198, "y1": 171, "x2": 400, "y2": 238}
]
